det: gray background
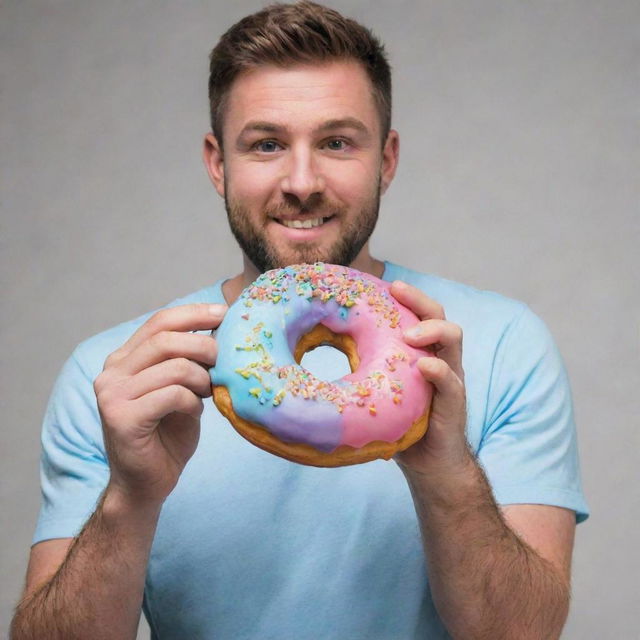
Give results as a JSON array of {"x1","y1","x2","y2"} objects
[{"x1": 1, "y1": 1, "x2": 638, "y2": 637}]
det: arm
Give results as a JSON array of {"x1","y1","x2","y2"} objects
[
  {"x1": 391, "y1": 281, "x2": 575, "y2": 640},
  {"x1": 403, "y1": 459, "x2": 574, "y2": 640},
  {"x1": 12, "y1": 490, "x2": 161, "y2": 640},
  {"x1": 11, "y1": 303, "x2": 226, "y2": 640}
]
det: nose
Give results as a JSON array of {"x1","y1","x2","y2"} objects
[{"x1": 279, "y1": 146, "x2": 325, "y2": 203}]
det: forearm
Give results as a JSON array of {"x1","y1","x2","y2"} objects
[
  {"x1": 11, "y1": 485, "x2": 161, "y2": 640},
  {"x1": 403, "y1": 453, "x2": 570, "y2": 640}
]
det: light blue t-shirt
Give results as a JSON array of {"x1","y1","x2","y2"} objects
[{"x1": 34, "y1": 262, "x2": 589, "y2": 639}]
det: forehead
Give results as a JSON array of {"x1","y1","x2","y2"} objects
[{"x1": 222, "y1": 61, "x2": 380, "y2": 139}]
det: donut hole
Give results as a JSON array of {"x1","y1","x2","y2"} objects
[
  {"x1": 299, "y1": 346, "x2": 352, "y2": 380},
  {"x1": 294, "y1": 324, "x2": 359, "y2": 380}
]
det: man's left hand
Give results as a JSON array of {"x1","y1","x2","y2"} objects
[{"x1": 390, "y1": 280, "x2": 471, "y2": 476}]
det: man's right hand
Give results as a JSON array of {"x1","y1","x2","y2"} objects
[{"x1": 94, "y1": 303, "x2": 226, "y2": 505}]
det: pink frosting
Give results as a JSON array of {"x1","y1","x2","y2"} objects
[{"x1": 319, "y1": 278, "x2": 431, "y2": 448}]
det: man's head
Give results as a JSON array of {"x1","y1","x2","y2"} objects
[
  {"x1": 203, "y1": 2, "x2": 399, "y2": 277},
  {"x1": 208, "y1": 1, "x2": 392, "y2": 148}
]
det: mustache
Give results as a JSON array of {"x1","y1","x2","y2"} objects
[{"x1": 264, "y1": 194, "x2": 344, "y2": 218}]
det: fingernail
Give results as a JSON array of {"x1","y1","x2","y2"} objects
[{"x1": 209, "y1": 304, "x2": 227, "y2": 315}]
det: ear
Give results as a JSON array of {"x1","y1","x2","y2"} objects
[
  {"x1": 380, "y1": 129, "x2": 399, "y2": 195},
  {"x1": 203, "y1": 133, "x2": 225, "y2": 197}
]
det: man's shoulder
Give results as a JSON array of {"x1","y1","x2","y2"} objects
[
  {"x1": 71, "y1": 281, "x2": 226, "y2": 380},
  {"x1": 383, "y1": 261, "x2": 528, "y2": 327}
]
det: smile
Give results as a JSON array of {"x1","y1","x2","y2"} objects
[{"x1": 276, "y1": 216, "x2": 333, "y2": 229}]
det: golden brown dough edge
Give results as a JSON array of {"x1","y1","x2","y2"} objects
[{"x1": 212, "y1": 385, "x2": 429, "y2": 468}]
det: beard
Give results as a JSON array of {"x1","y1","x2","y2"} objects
[{"x1": 224, "y1": 182, "x2": 381, "y2": 274}]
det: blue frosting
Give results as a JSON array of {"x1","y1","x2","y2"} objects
[{"x1": 211, "y1": 266, "x2": 350, "y2": 451}]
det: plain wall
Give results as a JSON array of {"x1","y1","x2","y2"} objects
[{"x1": 1, "y1": 1, "x2": 638, "y2": 637}]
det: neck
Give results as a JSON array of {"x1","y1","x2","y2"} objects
[{"x1": 221, "y1": 245, "x2": 384, "y2": 304}]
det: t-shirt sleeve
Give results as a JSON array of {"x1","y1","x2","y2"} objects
[
  {"x1": 33, "y1": 348, "x2": 110, "y2": 544},
  {"x1": 477, "y1": 305, "x2": 589, "y2": 523}
]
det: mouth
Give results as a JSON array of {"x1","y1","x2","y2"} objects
[{"x1": 273, "y1": 216, "x2": 334, "y2": 229}]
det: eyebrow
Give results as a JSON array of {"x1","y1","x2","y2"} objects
[{"x1": 238, "y1": 117, "x2": 371, "y2": 139}]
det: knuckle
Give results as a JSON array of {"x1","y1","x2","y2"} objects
[
  {"x1": 95, "y1": 371, "x2": 132, "y2": 408},
  {"x1": 145, "y1": 308, "x2": 174, "y2": 334},
  {"x1": 103, "y1": 349, "x2": 123, "y2": 370},
  {"x1": 169, "y1": 384, "x2": 188, "y2": 405},
  {"x1": 94, "y1": 370, "x2": 118, "y2": 396},
  {"x1": 150, "y1": 330, "x2": 173, "y2": 353},
  {"x1": 93, "y1": 371, "x2": 106, "y2": 394},
  {"x1": 150, "y1": 307, "x2": 170, "y2": 324},
  {"x1": 174, "y1": 357, "x2": 193, "y2": 378}
]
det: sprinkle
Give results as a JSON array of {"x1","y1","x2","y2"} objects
[{"x1": 238, "y1": 262, "x2": 401, "y2": 329}]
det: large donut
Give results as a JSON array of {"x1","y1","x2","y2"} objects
[{"x1": 211, "y1": 263, "x2": 433, "y2": 467}]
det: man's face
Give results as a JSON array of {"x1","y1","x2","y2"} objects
[{"x1": 204, "y1": 61, "x2": 398, "y2": 273}]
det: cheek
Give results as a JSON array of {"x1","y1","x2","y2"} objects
[
  {"x1": 327, "y1": 162, "x2": 379, "y2": 203},
  {"x1": 226, "y1": 161, "x2": 281, "y2": 203}
]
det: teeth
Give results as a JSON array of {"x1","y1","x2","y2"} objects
[{"x1": 281, "y1": 217, "x2": 326, "y2": 229}]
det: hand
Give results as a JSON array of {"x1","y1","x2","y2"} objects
[
  {"x1": 93, "y1": 303, "x2": 226, "y2": 505},
  {"x1": 390, "y1": 281, "x2": 471, "y2": 476}
]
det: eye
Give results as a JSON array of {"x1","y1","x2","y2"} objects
[
  {"x1": 253, "y1": 140, "x2": 282, "y2": 153},
  {"x1": 325, "y1": 138, "x2": 348, "y2": 151}
]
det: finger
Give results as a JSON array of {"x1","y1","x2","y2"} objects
[
  {"x1": 118, "y1": 331, "x2": 218, "y2": 376},
  {"x1": 390, "y1": 281, "x2": 445, "y2": 321},
  {"x1": 113, "y1": 304, "x2": 227, "y2": 361},
  {"x1": 126, "y1": 358, "x2": 213, "y2": 400},
  {"x1": 135, "y1": 385, "x2": 205, "y2": 425},
  {"x1": 404, "y1": 319, "x2": 463, "y2": 378},
  {"x1": 417, "y1": 357, "x2": 465, "y2": 411},
  {"x1": 404, "y1": 319, "x2": 461, "y2": 349}
]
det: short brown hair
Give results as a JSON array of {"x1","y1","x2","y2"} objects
[{"x1": 208, "y1": 1, "x2": 392, "y2": 146}]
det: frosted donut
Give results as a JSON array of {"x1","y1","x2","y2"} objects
[{"x1": 210, "y1": 263, "x2": 433, "y2": 467}]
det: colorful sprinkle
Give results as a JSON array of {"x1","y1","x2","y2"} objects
[{"x1": 232, "y1": 263, "x2": 408, "y2": 414}]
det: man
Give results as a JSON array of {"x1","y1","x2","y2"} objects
[{"x1": 11, "y1": 2, "x2": 588, "y2": 638}]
